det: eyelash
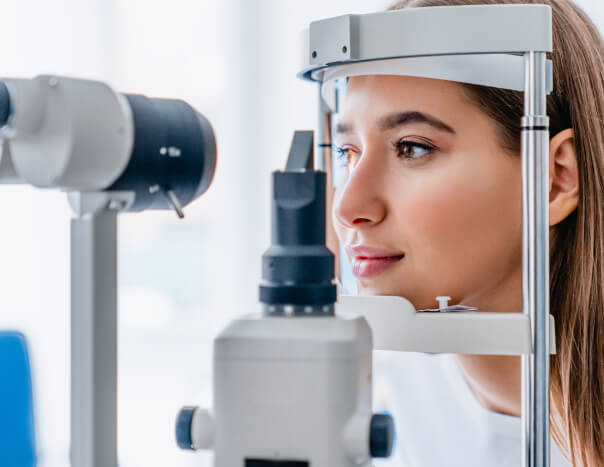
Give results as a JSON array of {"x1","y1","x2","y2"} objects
[{"x1": 334, "y1": 139, "x2": 435, "y2": 166}]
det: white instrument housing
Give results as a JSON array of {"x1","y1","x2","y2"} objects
[
  {"x1": 0, "y1": 75, "x2": 133, "y2": 190},
  {"x1": 192, "y1": 313, "x2": 376, "y2": 467}
]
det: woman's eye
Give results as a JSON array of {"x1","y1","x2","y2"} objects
[
  {"x1": 334, "y1": 140, "x2": 433, "y2": 175},
  {"x1": 335, "y1": 146, "x2": 360, "y2": 171},
  {"x1": 395, "y1": 140, "x2": 434, "y2": 160}
]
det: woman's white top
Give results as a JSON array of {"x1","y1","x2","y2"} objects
[{"x1": 372, "y1": 351, "x2": 570, "y2": 467}]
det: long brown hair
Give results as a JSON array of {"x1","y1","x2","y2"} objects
[{"x1": 387, "y1": 0, "x2": 604, "y2": 465}]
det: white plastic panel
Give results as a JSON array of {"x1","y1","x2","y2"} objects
[
  {"x1": 337, "y1": 295, "x2": 556, "y2": 356},
  {"x1": 212, "y1": 314, "x2": 374, "y2": 466},
  {"x1": 318, "y1": 54, "x2": 553, "y2": 107},
  {"x1": 3, "y1": 76, "x2": 133, "y2": 190},
  {"x1": 307, "y1": 5, "x2": 552, "y2": 69}
]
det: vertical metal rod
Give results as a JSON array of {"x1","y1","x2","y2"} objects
[
  {"x1": 521, "y1": 51, "x2": 550, "y2": 467},
  {"x1": 317, "y1": 83, "x2": 340, "y2": 279},
  {"x1": 71, "y1": 200, "x2": 118, "y2": 467},
  {"x1": 316, "y1": 83, "x2": 331, "y2": 172}
]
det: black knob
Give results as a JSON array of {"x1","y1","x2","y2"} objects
[
  {"x1": 369, "y1": 413, "x2": 395, "y2": 458},
  {"x1": 175, "y1": 406, "x2": 197, "y2": 450},
  {"x1": 0, "y1": 82, "x2": 10, "y2": 127}
]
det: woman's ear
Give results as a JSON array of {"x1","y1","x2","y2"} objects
[{"x1": 549, "y1": 128, "x2": 579, "y2": 226}]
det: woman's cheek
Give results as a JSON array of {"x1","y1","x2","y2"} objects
[
  {"x1": 399, "y1": 161, "x2": 521, "y2": 297},
  {"x1": 395, "y1": 176, "x2": 474, "y2": 236},
  {"x1": 393, "y1": 172, "x2": 496, "y2": 290}
]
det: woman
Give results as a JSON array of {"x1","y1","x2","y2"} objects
[{"x1": 331, "y1": 0, "x2": 604, "y2": 465}]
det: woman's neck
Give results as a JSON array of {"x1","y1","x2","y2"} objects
[{"x1": 454, "y1": 267, "x2": 523, "y2": 417}]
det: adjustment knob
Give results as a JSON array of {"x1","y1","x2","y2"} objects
[
  {"x1": 175, "y1": 406, "x2": 197, "y2": 450},
  {"x1": 0, "y1": 81, "x2": 10, "y2": 127},
  {"x1": 369, "y1": 413, "x2": 395, "y2": 458}
]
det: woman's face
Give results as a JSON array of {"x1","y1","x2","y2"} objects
[{"x1": 332, "y1": 75, "x2": 523, "y2": 310}]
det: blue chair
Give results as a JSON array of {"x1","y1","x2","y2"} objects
[{"x1": 0, "y1": 331, "x2": 37, "y2": 467}]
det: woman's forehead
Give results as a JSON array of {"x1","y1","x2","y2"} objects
[
  {"x1": 338, "y1": 75, "x2": 471, "y2": 129},
  {"x1": 344, "y1": 75, "x2": 465, "y2": 106}
]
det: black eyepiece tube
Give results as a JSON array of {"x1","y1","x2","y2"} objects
[
  {"x1": 259, "y1": 170, "x2": 336, "y2": 309},
  {"x1": 259, "y1": 131, "x2": 337, "y2": 310},
  {"x1": 0, "y1": 82, "x2": 10, "y2": 127}
]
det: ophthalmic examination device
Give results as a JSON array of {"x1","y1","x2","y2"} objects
[
  {"x1": 0, "y1": 75, "x2": 217, "y2": 467},
  {"x1": 0, "y1": 4, "x2": 556, "y2": 467},
  {"x1": 175, "y1": 4, "x2": 556, "y2": 467}
]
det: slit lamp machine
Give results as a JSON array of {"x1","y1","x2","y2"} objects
[{"x1": 0, "y1": 4, "x2": 555, "y2": 467}]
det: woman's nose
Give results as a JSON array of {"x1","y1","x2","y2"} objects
[{"x1": 333, "y1": 153, "x2": 387, "y2": 228}]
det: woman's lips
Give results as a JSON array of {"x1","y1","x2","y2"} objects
[{"x1": 346, "y1": 245, "x2": 405, "y2": 279}]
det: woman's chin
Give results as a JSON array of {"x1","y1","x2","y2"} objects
[
  {"x1": 356, "y1": 281, "x2": 410, "y2": 298},
  {"x1": 355, "y1": 282, "x2": 433, "y2": 309}
]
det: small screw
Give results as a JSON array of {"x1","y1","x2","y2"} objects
[
  {"x1": 342, "y1": 45, "x2": 348, "y2": 54},
  {"x1": 436, "y1": 296, "x2": 452, "y2": 311},
  {"x1": 311, "y1": 50, "x2": 317, "y2": 59},
  {"x1": 108, "y1": 200, "x2": 126, "y2": 211}
]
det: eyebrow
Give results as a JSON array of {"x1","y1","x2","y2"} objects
[{"x1": 335, "y1": 111, "x2": 456, "y2": 135}]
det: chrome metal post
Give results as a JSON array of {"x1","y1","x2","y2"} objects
[{"x1": 521, "y1": 51, "x2": 550, "y2": 467}]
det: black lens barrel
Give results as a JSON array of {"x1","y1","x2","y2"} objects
[{"x1": 108, "y1": 94, "x2": 216, "y2": 212}]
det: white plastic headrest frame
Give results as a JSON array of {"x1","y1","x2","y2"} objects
[{"x1": 298, "y1": 5, "x2": 553, "y2": 109}]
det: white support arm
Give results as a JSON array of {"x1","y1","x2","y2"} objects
[{"x1": 337, "y1": 295, "x2": 555, "y2": 356}]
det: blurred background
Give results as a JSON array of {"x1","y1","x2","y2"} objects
[{"x1": 0, "y1": 0, "x2": 602, "y2": 466}]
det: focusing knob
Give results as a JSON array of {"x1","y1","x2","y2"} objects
[
  {"x1": 369, "y1": 413, "x2": 395, "y2": 458},
  {"x1": 175, "y1": 406, "x2": 197, "y2": 450},
  {"x1": 0, "y1": 82, "x2": 10, "y2": 127}
]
